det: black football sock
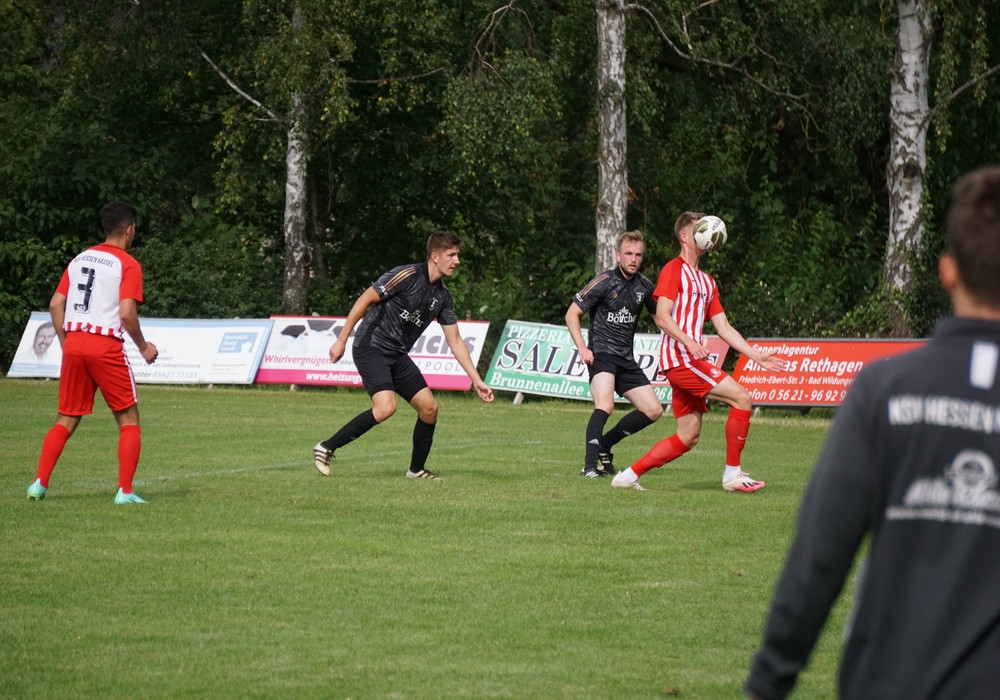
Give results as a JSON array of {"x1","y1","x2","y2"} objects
[
  {"x1": 409, "y1": 418, "x2": 436, "y2": 473},
  {"x1": 601, "y1": 410, "x2": 655, "y2": 449},
  {"x1": 585, "y1": 409, "x2": 610, "y2": 468},
  {"x1": 324, "y1": 409, "x2": 378, "y2": 451}
]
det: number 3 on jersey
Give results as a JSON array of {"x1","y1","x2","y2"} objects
[{"x1": 73, "y1": 267, "x2": 96, "y2": 313}]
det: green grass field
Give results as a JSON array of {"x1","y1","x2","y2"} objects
[{"x1": 1, "y1": 379, "x2": 855, "y2": 699}]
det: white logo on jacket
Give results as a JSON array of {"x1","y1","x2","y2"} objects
[{"x1": 888, "y1": 449, "x2": 1000, "y2": 529}]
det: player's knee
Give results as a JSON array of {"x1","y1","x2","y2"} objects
[
  {"x1": 677, "y1": 428, "x2": 700, "y2": 448},
  {"x1": 417, "y1": 399, "x2": 439, "y2": 424},
  {"x1": 373, "y1": 401, "x2": 397, "y2": 422},
  {"x1": 645, "y1": 404, "x2": 664, "y2": 421},
  {"x1": 734, "y1": 390, "x2": 753, "y2": 412}
]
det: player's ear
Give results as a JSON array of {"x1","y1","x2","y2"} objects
[{"x1": 939, "y1": 254, "x2": 959, "y2": 293}]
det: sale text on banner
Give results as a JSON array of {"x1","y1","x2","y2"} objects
[
  {"x1": 734, "y1": 339, "x2": 925, "y2": 407},
  {"x1": 484, "y1": 320, "x2": 729, "y2": 403},
  {"x1": 255, "y1": 316, "x2": 490, "y2": 390}
]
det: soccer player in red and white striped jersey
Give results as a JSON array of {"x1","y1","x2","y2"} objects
[
  {"x1": 612, "y1": 211, "x2": 789, "y2": 492},
  {"x1": 26, "y1": 201, "x2": 159, "y2": 504}
]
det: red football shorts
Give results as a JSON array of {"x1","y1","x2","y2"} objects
[
  {"x1": 58, "y1": 332, "x2": 138, "y2": 415},
  {"x1": 663, "y1": 360, "x2": 729, "y2": 417}
]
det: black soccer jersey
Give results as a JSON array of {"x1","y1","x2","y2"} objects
[
  {"x1": 354, "y1": 263, "x2": 458, "y2": 355},
  {"x1": 573, "y1": 267, "x2": 656, "y2": 358}
]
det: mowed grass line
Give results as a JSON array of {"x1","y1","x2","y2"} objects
[{"x1": 1, "y1": 379, "x2": 852, "y2": 698}]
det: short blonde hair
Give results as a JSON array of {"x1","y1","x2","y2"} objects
[{"x1": 617, "y1": 230, "x2": 645, "y2": 251}]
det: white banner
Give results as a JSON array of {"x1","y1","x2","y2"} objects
[
  {"x1": 125, "y1": 318, "x2": 273, "y2": 384},
  {"x1": 7, "y1": 311, "x2": 61, "y2": 378},
  {"x1": 7, "y1": 313, "x2": 273, "y2": 385}
]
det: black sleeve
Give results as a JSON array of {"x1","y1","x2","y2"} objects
[{"x1": 745, "y1": 370, "x2": 882, "y2": 699}]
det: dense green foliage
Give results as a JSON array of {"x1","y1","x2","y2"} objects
[{"x1": 2, "y1": 1, "x2": 999, "y2": 369}]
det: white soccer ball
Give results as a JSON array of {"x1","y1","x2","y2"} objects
[{"x1": 693, "y1": 215, "x2": 728, "y2": 252}]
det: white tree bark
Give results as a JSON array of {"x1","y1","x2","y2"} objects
[
  {"x1": 198, "y1": 7, "x2": 310, "y2": 314},
  {"x1": 595, "y1": 0, "x2": 628, "y2": 273},
  {"x1": 283, "y1": 88, "x2": 310, "y2": 313},
  {"x1": 282, "y1": 5, "x2": 310, "y2": 314},
  {"x1": 884, "y1": 0, "x2": 933, "y2": 335}
]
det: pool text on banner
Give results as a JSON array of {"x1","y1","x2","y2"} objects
[{"x1": 255, "y1": 315, "x2": 490, "y2": 390}]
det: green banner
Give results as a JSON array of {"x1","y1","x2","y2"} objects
[{"x1": 485, "y1": 320, "x2": 731, "y2": 403}]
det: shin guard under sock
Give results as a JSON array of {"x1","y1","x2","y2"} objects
[
  {"x1": 601, "y1": 410, "x2": 655, "y2": 449},
  {"x1": 325, "y1": 409, "x2": 378, "y2": 451},
  {"x1": 632, "y1": 434, "x2": 690, "y2": 477},
  {"x1": 36, "y1": 424, "x2": 71, "y2": 488},
  {"x1": 725, "y1": 407, "x2": 752, "y2": 467},
  {"x1": 410, "y1": 418, "x2": 436, "y2": 472},
  {"x1": 118, "y1": 425, "x2": 141, "y2": 492},
  {"x1": 585, "y1": 409, "x2": 610, "y2": 467}
]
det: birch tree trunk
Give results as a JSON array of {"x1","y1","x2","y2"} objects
[
  {"x1": 595, "y1": 0, "x2": 628, "y2": 273},
  {"x1": 282, "y1": 5, "x2": 310, "y2": 314},
  {"x1": 884, "y1": 0, "x2": 933, "y2": 336}
]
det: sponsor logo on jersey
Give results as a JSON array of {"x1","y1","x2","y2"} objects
[
  {"x1": 606, "y1": 308, "x2": 637, "y2": 324},
  {"x1": 887, "y1": 449, "x2": 1000, "y2": 530},
  {"x1": 399, "y1": 309, "x2": 424, "y2": 328}
]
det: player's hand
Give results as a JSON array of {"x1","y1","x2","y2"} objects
[
  {"x1": 757, "y1": 353, "x2": 790, "y2": 372},
  {"x1": 141, "y1": 342, "x2": 158, "y2": 365},
  {"x1": 474, "y1": 381, "x2": 494, "y2": 403},
  {"x1": 328, "y1": 340, "x2": 346, "y2": 364},
  {"x1": 578, "y1": 348, "x2": 594, "y2": 365},
  {"x1": 685, "y1": 339, "x2": 709, "y2": 361}
]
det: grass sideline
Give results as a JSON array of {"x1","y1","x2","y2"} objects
[{"x1": 2, "y1": 378, "x2": 855, "y2": 699}]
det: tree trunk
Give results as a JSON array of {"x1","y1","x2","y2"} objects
[
  {"x1": 283, "y1": 88, "x2": 310, "y2": 314},
  {"x1": 595, "y1": 0, "x2": 628, "y2": 274},
  {"x1": 282, "y1": 6, "x2": 310, "y2": 314},
  {"x1": 884, "y1": 0, "x2": 933, "y2": 337}
]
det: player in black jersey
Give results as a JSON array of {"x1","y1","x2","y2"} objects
[
  {"x1": 566, "y1": 231, "x2": 663, "y2": 479},
  {"x1": 313, "y1": 231, "x2": 493, "y2": 479}
]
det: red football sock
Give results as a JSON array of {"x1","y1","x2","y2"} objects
[
  {"x1": 725, "y1": 407, "x2": 752, "y2": 467},
  {"x1": 632, "y1": 434, "x2": 690, "y2": 477},
  {"x1": 118, "y1": 425, "x2": 141, "y2": 492},
  {"x1": 36, "y1": 424, "x2": 71, "y2": 488}
]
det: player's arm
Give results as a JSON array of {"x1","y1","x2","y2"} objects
[
  {"x1": 442, "y1": 323, "x2": 494, "y2": 403},
  {"x1": 745, "y1": 374, "x2": 877, "y2": 698},
  {"x1": 564, "y1": 302, "x2": 593, "y2": 365},
  {"x1": 120, "y1": 297, "x2": 158, "y2": 364},
  {"x1": 710, "y1": 312, "x2": 789, "y2": 372},
  {"x1": 329, "y1": 286, "x2": 380, "y2": 363},
  {"x1": 653, "y1": 296, "x2": 708, "y2": 360},
  {"x1": 48, "y1": 292, "x2": 67, "y2": 346}
]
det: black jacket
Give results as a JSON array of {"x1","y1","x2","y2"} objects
[{"x1": 746, "y1": 316, "x2": 1000, "y2": 700}]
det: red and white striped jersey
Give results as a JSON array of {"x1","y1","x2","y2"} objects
[
  {"x1": 654, "y1": 256, "x2": 724, "y2": 371},
  {"x1": 56, "y1": 242, "x2": 144, "y2": 341}
]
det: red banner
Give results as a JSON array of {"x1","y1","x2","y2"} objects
[{"x1": 733, "y1": 339, "x2": 926, "y2": 407}]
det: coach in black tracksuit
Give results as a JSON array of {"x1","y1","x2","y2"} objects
[{"x1": 745, "y1": 167, "x2": 1000, "y2": 700}]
